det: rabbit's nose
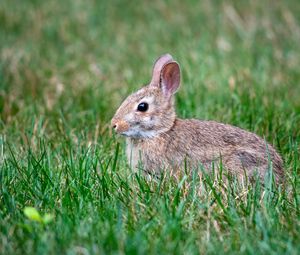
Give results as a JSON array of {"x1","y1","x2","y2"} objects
[
  {"x1": 111, "y1": 119, "x2": 118, "y2": 130},
  {"x1": 112, "y1": 123, "x2": 117, "y2": 130},
  {"x1": 111, "y1": 119, "x2": 122, "y2": 131},
  {"x1": 111, "y1": 119, "x2": 129, "y2": 133}
]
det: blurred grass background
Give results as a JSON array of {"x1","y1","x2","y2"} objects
[{"x1": 1, "y1": 0, "x2": 300, "y2": 254}]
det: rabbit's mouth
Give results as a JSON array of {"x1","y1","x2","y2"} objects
[{"x1": 112, "y1": 117, "x2": 157, "y2": 139}]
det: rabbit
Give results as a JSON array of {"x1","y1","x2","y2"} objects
[{"x1": 111, "y1": 54, "x2": 284, "y2": 183}]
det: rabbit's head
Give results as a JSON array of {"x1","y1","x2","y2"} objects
[{"x1": 111, "y1": 54, "x2": 180, "y2": 138}]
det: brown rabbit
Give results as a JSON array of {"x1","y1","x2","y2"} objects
[{"x1": 111, "y1": 54, "x2": 284, "y2": 183}]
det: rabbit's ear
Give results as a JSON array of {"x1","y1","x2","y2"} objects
[
  {"x1": 160, "y1": 62, "x2": 180, "y2": 97},
  {"x1": 150, "y1": 54, "x2": 173, "y2": 86}
]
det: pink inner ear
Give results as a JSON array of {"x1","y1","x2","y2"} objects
[
  {"x1": 161, "y1": 62, "x2": 180, "y2": 97},
  {"x1": 150, "y1": 54, "x2": 173, "y2": 87}
]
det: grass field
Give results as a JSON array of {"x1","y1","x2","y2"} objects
[{"x1": 1, "y1": 0, "x2": 300, "y2": 254}]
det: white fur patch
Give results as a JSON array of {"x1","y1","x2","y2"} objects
[
  {"x1": 124, "y1": 113, "x2": 134, "y2": 122},
  {"x1": 122, "y1": 128, "x2": 157, "y2": 138},
  {"x1": 143, "y1": 116, "x2": 151, "y2": 122},
  {"x1": 126, "y1": 139, "x2": 140, "y2": 170}
]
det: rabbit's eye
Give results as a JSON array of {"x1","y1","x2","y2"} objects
[{"x1": 137, "y1": 102, "x2": 148, "y2": 112}]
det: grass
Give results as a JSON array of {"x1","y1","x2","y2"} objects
[{"x1": 1, "y1": 0, "x2": 300, "y2": 254}]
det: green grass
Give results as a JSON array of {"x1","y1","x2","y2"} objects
[{"x1": 1, "y1": 0, "x2": 300, "y2": 254}]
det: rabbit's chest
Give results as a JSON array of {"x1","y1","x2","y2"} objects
[
  {"x1": 126, "y1": 139, "x2": 141, "y2": 170},
  {"x1": 126, "y1": 138, "x2": 168, "y2": 173}
]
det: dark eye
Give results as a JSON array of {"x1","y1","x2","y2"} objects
[{"x1": 137, "y1": 102, "x2": 148, "y2": 112}]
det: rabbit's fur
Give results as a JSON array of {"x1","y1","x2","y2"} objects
[{"x1": 111, "y1": 54, "x2": 284, "y2": 182}]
